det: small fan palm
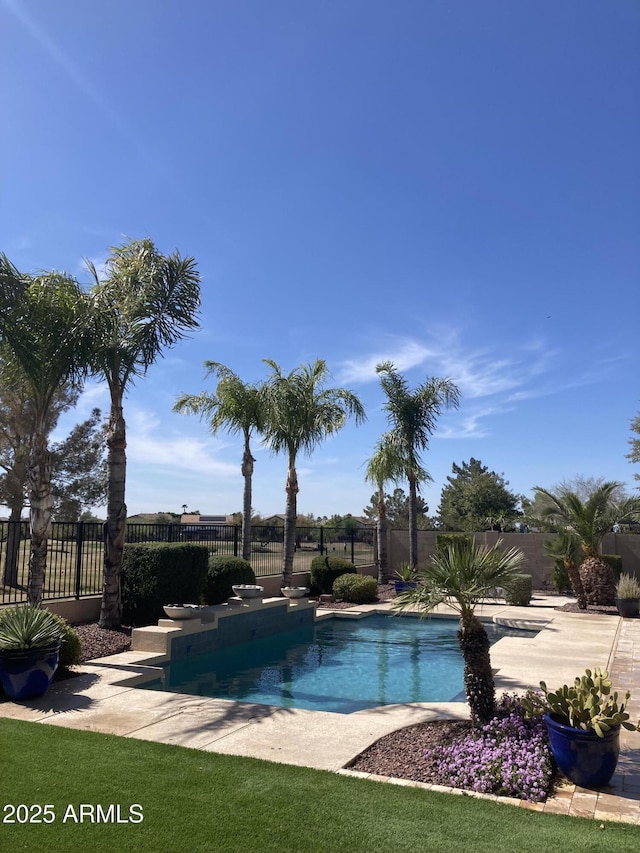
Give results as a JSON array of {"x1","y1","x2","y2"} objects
[{"x1": 394, "y1": 537, "x2": 525, "y2": 723}]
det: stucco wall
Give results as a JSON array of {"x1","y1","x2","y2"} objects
[{"x1": 387, "y1": 530, "x2": 640, "y2": 588}]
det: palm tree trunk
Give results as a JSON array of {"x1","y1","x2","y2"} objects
[
  {"x1": 458, "y1": 612, "x2": 496, "y2": 724},
  {"x1": 241, "y1": 432, "x2": 254, "y2": 562},
  {"x1": 282, "y1": 453, "x2": 298, "y2": 589},
  {"x1": 376, "y1": 488, "x2": 388, "y2": 584},
  {"x1": 566, "y1": 560, "x2": 587, "y2": 609},
  {"x1": 408, "y1": 473, "x2": 418, "y2": 569},
  {"x1": 27, "y1": 424, "x2": 52, "y2": 606},
  {"x1": 100, "y1": 389, "x2": 127, "y2": 628}
]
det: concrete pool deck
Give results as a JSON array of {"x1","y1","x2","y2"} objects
[{"x1": 2, "y1": 594, "x2": 640, "y2": 824}]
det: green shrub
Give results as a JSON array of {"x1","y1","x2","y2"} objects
[
  {"x1": 122, "y1": 543, "x2": 209, "y2": 625},
  {"x1": 435, "y1": 533, "x2": 473, "y2": 556},
  {"x1": 552, "y1": 559, "x2": 572, "y2": 594},
  {"x1": 203, "y1": 556, "x2": 256, "y2": 605},
  {"x1": 50, "y1": 614, "x2": 82, "y2": 670},
  {"x1": 310, "y1": 555, "x2": 356, "y2": 594},
  {"x1": 504, "y1": 574, "x2": 532, "y2": 606},
  {"x1": 601, "y1": 554, "x2": 622, "y2": 580},
  {"x1": 332, "y1": 573, "x2": 378, "y2": 604}
]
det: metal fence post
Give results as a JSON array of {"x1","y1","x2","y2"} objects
[
  {"x1": 350, "y1": 530, "x2": 355, "y2": 565},
  {"x1": 233, "y1": 525, "x2": 239, "y2": 557},
  {"x1": 74, "y1": 521, "x2": 84, "y2": 599},
  {"x1": 320, "y1": 525, "x2": 324, "y2": 556}
]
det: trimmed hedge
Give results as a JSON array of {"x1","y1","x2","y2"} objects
[
  {"x1": 504, "y1": 574, "x2": 532, "y2": 606},
  {"x1": 310, "y1": 555, "x2": 356, "y2": 595},
  {"x1": 122, "y1": 543, "x2": 209, "y2": 625},
  {"x1": 203, "y1": 556, "x2": 256, "y2": 605},
  {"x1": 601, "y1": 554, "x2": 622, "y2": 580},
  {"x1": 332, "y1": 573, "x2": 378, "y2": 604}
]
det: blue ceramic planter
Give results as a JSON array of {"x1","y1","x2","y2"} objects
[
  {"x1": 394, "y1": 581, "x2": 416, "y2": 594},
  {"x1": 544, "y1": 713, "x2": 620, "y2": 788},
  {"x1": 0, "y1": 643, "x2": 60, "y2": 700}
]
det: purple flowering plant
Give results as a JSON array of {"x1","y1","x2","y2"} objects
[{"x1": 429, "y1": 694, "x2": 554, "y2": 802}]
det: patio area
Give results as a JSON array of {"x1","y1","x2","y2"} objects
[{"x1": 1, "y1": 595, "x2": 639, "y2": 824}]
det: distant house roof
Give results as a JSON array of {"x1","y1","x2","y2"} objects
[{"x1": 180, "y1": 514, "x2": 233, "y2": 525}]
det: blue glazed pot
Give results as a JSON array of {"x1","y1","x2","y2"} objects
[
  {"x1": 544, "y1": 713, "x2": 620, "y2": 788},
  {"x1": 0, "y1": 643, "x2": 61, "y2": 700},
  {"x1": 394, "y1": 581, "x2": 417, "y2": 594}
]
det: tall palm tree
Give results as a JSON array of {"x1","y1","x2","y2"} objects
[
  {"x1": 0, "y1": 258, "x2": 92, "y2": 605},
  {"x1": 364, "y1": 434, "x2": 409, "y2": 584},
  {"x1": 87, "y1": 239, "x2": 201, "y2": 628},
  {"x1": 533, "y1": 482, "x2": 640, "y2": 606},
  {"x1": 395, "y1": 537, "x2": 525, "y2": 723},
  {"x1": 262, "y1": 359, "x2": 366, "y2": 589},
  {"x1": 174, "y1": 362, "x2": 265, "y2": 562},
  {"x1": 376, "y1": 361, "x2": 460, "y2": 569}
]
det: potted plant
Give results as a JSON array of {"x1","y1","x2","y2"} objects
[
  {"x1": 522, "y1": 668, "x2": 640, "y2": 788},
  {"x1": 0, "y1": 605, "x2": 63, "y2": 700},
  {"x1": 394, "y1": 563, "x2": 418, "y2": 594},
  {"x1": 615, "y1": 573, "x2": 640, "y2": 618}
]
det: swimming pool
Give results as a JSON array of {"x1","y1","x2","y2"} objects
[{"x1": 138, "y1": 615, "x2": 537, "y2": 714}]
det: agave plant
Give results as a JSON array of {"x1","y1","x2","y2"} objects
[{"x1": 0, "y1": 606, "x2": 64, "y2": 651}]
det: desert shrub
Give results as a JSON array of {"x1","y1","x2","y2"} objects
[
  {"x1": 310, "y1": 555, "x2": 356, "y2": 594},
  {"x1": 435, "y1": 533, "x2": 473, "y2": 556},
  {"x1": 552, "y1": 559, "x2": 572, "y2": 594},
  {"x1": 601, "y1": 554, "x2": 622, "y2": 580},
  {"x1": 504, "y1": 574, "x2": 532, "y2": 606},
  {"x1": 203, "y1": 556, "x2": 256, "y2": 605},
  {"x1": 122, "y1": 543, "x2": 209, "y2": 625},
  {"x1": 332, "y1": 573, "x2": 378, "y2": 604},
  {"x1": 50, "y1": 613, "x2": 82, "y2": 670}
]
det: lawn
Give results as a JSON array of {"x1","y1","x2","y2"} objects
[{"x1": 1, "y1": 719, "x2": 637, "y2": 852}]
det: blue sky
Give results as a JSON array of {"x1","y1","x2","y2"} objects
[{"x1": 2, "y1": 0, "x2": 639, "y2": 520}]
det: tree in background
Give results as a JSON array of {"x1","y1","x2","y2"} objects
[
  {"x1": 437, "y1": 458, "x2": 521, "y2": 532},
  {"x1": 628, "y1": 414, "x2": 640, "y2": 482},
  {"x1": 87, "y1": 239, "x2": 201, "y2": 628},
  {"x1": 262, "y1": 359, "x2": 365, "y2": 589},
  {"x1": 365, "y1": 435, "x2": 405, "y2": 582},
  {"x1": 50, "y1": 408, "x2": 108, "y2": 521},
  {"x1": 175, "y1": 362, "x2": 265, "y2": 562},
  {"x1": 376, "y1": 362, "x2": 460, "y2": 568},
  {"x1": 0, "y1": 258, "x2": 92, "y2": 605},
  {"x1": 395, "y1": 537, "x2": 525, "y2": 723}
]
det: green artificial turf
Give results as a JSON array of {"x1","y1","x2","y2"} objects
[{"x1": 0, "y1": 718, "x2": 636, "y2": 852}]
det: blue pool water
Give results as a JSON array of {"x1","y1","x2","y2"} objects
[{"x1": 139, "y1": 615, "x2": 537, "y2": 714}]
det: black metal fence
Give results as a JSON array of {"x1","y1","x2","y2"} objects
[{"x1": 0, "y1": 521, "x2": 375, "y2": 604}]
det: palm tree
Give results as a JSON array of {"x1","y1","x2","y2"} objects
[
  {"x1": 533, "y1": 483, "x2": 640, "y2": 606},
  {"x1": 542, "y1": 530, "x2": 586, "y2": 609},
  {"x1": 262, "y1": 359, "x2": 366, "y2": 589},
  {"x1": 376, "y1": 361, "x2": 460, "y2": 569},
  {"x1": 364, "y1": 434, "x2": 408, "y2": 584},
  {"x1": 0, "y1": 258, "x2": 92, "y2": 605},
  {"x1": 87, "y1": 239, "x2": 201, "y2": 628},
  {"x1": 395, "y1": 537, "x2": 525, "y2": 723},
  {"x1": 174, "y1": 362, "x2": 265, "y2": 562}
]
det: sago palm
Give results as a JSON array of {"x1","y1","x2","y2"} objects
[
  {"x1": 174, "y1": 362, "x2": 265, "y2": 562},
  {"x1": 394, "y1": 537, "x2": 525, "y2": 723},
  {"x1": 533, "y1": 483, "x2": 640, "y2": 606},
  {"x1": 262, "y1": 359, "x2": 365, "y2": 589},
  {"x1": 376, "y1": 361, "x2": 460, "y2": 569},
  {"x1": 87, "y1": 239, "x2": 201, "y2": 628}
]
